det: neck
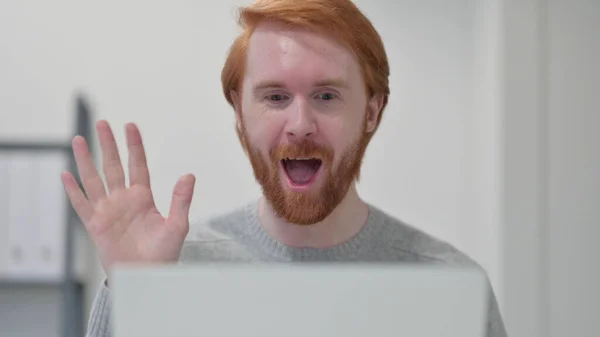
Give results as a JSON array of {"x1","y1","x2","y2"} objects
[{"x1": 257, "y1": 183, "x2": 369, "y2": 248}]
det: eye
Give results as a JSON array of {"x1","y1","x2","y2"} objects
[
  {"x1": 316, "y1": 92, "x2": 337, "y2": 101},
  {"x1": 266, "y1": 94, "x2": 289, "y2": 102}
]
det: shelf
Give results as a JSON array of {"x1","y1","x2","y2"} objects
[
  {"x1": 0, "y1": 277, "x2": 84, "y2": 287},
  {"x1": 0, "y1": 142, "x2": 71, "y2": 152},
  {"x1": 0, "y1": 93, "x2": 92, "y2": 337}
]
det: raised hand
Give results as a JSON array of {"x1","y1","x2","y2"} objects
[{"x1": 61, "y1": 120, "x2": 195, "y2": 276}]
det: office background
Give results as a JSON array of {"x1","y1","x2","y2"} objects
[{"x1": 0, "y1": 0, "x2": 598, "y2": 336}]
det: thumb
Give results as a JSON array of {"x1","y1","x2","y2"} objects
[{"x1": 167, "y1": 174, "x2": 196, "y2": 227}]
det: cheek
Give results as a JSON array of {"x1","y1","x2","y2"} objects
[
  {"x1": 320, "y1": 116, "x2": 363, "y2": 154},
  {"x1": 244, "y1": 113, "x2": 285, "y2": 152}
]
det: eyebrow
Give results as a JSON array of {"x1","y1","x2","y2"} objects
[
  {"x1": 314, "y1": 78, "x2": 349, "y2": 89},
  {"x1": 252, "y1": 78, "x2": 350, "y2": 93}
]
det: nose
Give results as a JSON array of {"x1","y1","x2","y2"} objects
[{"x1": 284, "y1": 98, "x2": 317, "y2": 141}]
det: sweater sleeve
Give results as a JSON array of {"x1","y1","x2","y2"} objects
[{"x1": 85, "y1": 282, "x2": 112, "y2": 337}]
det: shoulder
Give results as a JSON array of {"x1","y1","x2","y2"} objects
[
  {"x1": 371, "y1": 206, "x2": 507, "y2": 336},
  {"x1": 179, "y1": 203, "x2": 257, "y2": 262},
  {"x1": 369, "y1": 204, "x2": 481, "y2": 269}
]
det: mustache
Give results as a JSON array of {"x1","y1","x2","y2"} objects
[{"x1": 270, "y1": 140, "x2": 334, "y2": 162}]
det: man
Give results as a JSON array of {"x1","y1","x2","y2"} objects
[{"x1": 61, "y1": 0, "x2": 508, "y2": 336}]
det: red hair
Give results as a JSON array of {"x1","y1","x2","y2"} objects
[{"x1": 221, "y1": 0, "x2": 390, "y2": 130}]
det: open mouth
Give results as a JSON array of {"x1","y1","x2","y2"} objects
[{"x1": 281, "y1": 157, "x2": 323, "y2": 186}]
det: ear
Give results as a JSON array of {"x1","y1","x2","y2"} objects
[
  {"x1": 365, "y1": 93, "x2": 384, "y2": 133},
  {"x1": 230, "y1": 90, "x2": 242, "y2": 130}
]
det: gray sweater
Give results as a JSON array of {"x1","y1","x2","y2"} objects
[{"x1": 86, "y1": 200, "x2": 508, "y2": 337}]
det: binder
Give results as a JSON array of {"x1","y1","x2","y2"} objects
[
  {"x1": 36, "y1": 150, "x2": 68, "y2": 280},
  {"x1": 6, "y1": 151, "x2": 40, "y2": 280},
  {"x1": 2, "y1": 150, "x2": 67, "y2": 282}
]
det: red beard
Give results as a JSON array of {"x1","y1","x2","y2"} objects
[{"x1": 237, "y1": 118, "x2": 369, "y2": 225}]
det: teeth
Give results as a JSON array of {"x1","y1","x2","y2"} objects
[{"x1": 284, "y1": 157, "x2": 314, "y2": 161}]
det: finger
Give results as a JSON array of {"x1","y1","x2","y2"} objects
[
  {"x1": 61, "y1": 171, "x2": 93, "y2": 223},
  {"x1": 167, "y1": 174, "x2": 196, "y2": 229},
  {"x1": 125, "y1": 123, "x2": 151, "y2": 187},
  {"x1": 97, "y1": 120, "x2": 126, "y2": 192},
  {"x1": 72, "y1": 135, "x2": 107, "y2": 203}
]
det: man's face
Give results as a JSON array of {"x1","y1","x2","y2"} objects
[{"x1": 233, "y1": 21, "x2": 381, "y2": 225}]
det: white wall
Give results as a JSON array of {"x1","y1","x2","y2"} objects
[
  {"x1": 0, "y1": 0, "x2": 506, "y2": 333},
  {"x1": 500, "y1": 0, "x2": 546, "y2": 336},
  {"x1": 501, "y1": 1, "x2": 600, "y2": 337},
  {"x1": 545, "y1": 1, "x2": 600, "y2": 336}
]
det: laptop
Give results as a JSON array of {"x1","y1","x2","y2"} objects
[{"x1": 111, "y1": 264, "x2": 488, "y2": 337}]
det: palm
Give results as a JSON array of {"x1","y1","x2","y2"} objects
[
  {"x1": 89, "y1": 186, "x2": 177, "y2": 269},
  {"x1": 62, "y1": 121, "x2": 195, "y2": 275}
]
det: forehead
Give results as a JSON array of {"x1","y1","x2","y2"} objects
[{"x1": 244, "y1": 21, "x2": 361, "y2": 88}]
